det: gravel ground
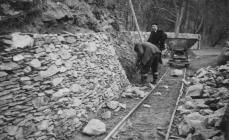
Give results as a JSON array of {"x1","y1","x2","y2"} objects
[
  {"x1": 113, "y1": 68, "x2": 184, "y2": 140},
  {"x1": 71, "y1": 49, "x2": 221, "y2": 140},
  {"x1": 71, "y1": 65, "x2": 167, "y2": 140}
]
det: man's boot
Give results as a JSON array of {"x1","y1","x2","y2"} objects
[
  {"x1": 152, "y1": 79, "x2": 157, "y2": 84},
  {"x1": 141, "y1": 74, "x2": 147, "y2": 84},
  {"x1": 151, "y1": 72, "x2": 158, "y2": 84}
]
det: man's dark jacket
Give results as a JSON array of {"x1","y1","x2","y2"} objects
[
  {"x1": 147, "y1": 30, "x2": 167, "y2": 51},
  {"x1": 134, "y1": 42, "x2": 161, "y2": 65}
]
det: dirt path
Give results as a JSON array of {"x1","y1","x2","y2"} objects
[
  {"x1": 71, "y1": 66, "x2": 167, "y2": 140},
  {"x1": 113, "y1": 68, "x2": 184, "y2": 140}
]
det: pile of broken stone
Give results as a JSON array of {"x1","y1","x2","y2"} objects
[
  {"x1": 0, "y1": 33, "x2": 130, "y2": 140},
  {"x1": 177, "y1": 64, "x2": 229, "y2": 140}
]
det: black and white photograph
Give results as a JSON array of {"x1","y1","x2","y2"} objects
[{"x1": 0, "y1": 0, "x2": 229, "y2": 140}]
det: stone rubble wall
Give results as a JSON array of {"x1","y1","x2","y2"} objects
[
  {"x1": 109, "y1": 32, "x2": 137, "y2": 82},
  {"x1": 0, "y1": 33, "x2": 130, "y2": 140}
]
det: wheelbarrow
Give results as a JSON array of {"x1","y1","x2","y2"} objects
[{"x1": 165, "y1": 38, "x2": 198, "y2": 68}]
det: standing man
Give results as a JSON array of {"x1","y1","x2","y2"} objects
[
  {"x1": 147, "y1": 23, "x2": 167, "y2": 52},
  {"x1": 134, "y1": 42, "x2": 162, "y2": 84}
]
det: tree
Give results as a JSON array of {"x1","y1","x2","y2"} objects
[
  {"x1": 173, "y1": 0, "x2": 187, "y2": 36},
  {"x1": 115, "y1": 0, "x2": 229, "y2": 47}
]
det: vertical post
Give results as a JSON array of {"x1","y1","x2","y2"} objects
[{"x1": 128, "y1": 0, "x2": 143, "y2": 42}]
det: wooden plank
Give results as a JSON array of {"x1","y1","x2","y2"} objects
[
  {"x1": 166, "y1": 32, "x2": 200, "y2": 40},
  {"x1": 124, "y1": 31, "x2": 200, "y2": 40}
]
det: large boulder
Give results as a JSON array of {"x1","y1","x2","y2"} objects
[
  {"x1": 186, "y1": 84, "x2": 204, "y2": 98},
  {"x1": 82, "y1": 119, "x2": 106, "y2": 136},
  {"x1": 178, "y1": 121, "x2": 192, "y2": 137},
  {"x1": 184, "y1": 112, "x2": 206, "y2": 130},
  {"x1": 10, "y1": 33, "x2": 34, "y2": 49},
  {"x1": 42, "y1": 0, "x2": 72, "y2": 21}
]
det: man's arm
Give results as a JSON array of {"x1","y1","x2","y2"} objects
[
  {"x1": 161, "y1": 31, "x2": 167, "y2": 41},
  {"x1": 159, "y1": 31, "x2": 167, "y2": 50},
  {"x1": 135, "y1": 56, "x2": 141, "y2": 72}
]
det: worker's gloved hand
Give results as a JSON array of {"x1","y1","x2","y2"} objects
[
  {"x1": 158, "y1": 43, "x2": 165, "y2": 51},
  {"x1": 162, "y1": 49, "x2": 167, "y2": 56}
]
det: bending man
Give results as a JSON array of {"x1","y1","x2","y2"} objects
[{"x1": 134, "y1": 42, "x2": 162, "y2": 84}]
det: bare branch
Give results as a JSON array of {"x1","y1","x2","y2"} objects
[
  {"x1": 172, "y1": 0, "x2": 178, "y2": 11},
  {"x1": 159, "y1": 15, "x2": 176, "y2": 23},
  {"x1": 152, "y1": 7, "x2": 176, "y2": 17},
  {"x1": 195, "y1": 16, "x2": 204, "y2": 33}
]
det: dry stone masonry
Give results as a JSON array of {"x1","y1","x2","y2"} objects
[{"x1": 0, "y1": 33, "x2": 130, "y2": 140}]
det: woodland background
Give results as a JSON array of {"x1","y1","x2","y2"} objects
[{"x1": 0, "y1": 0, "x2": 229, "y2": 47}]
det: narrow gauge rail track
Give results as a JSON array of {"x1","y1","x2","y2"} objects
[{"x1": 103, "y1": 68, "x2": 187, "y2": 140}]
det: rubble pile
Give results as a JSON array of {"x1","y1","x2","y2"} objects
[
  {"x1": 177, "y1": 64, "x2": 229, "y2": 139},
  {"x1": 121, "y1": 85, "x2": 149, "y2": 98},
  {"x1": 0, "y1": 33, "x2": 130, "y2": 140}
]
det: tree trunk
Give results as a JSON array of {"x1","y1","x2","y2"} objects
[
  {"x1": 201, "y1": 0, "x2": 209, "y2": 47},
  {"x1": 174, "y1": 0, "x2": 186, "y2": 36},
  {"x1": 211, "y1": 28, "x2": 228, "y2": 47},
  {"x1": 183, "y1": 0, "x2": 189, "y2": 32},
  {"x1": 195, "y1": 16, "x2": 204, "y2": 33}
]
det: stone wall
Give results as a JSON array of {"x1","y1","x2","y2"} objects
[
  {"x1": 0, "y1": 33, "x2": 130, "y2": 140},
  {"x1": 110, "y1": 32, "x2": 137, "y2": 82}
]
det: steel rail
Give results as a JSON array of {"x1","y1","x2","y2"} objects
[
  {"x1": 165, "y1": 68, "x2": 187, "y2": 140},
  {"x1": 103, "y1": 69, "x2": 169, "y2": 140}
]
